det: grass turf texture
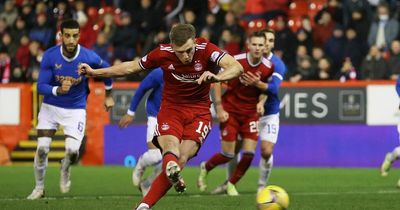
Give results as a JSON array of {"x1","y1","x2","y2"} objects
[{"x1": 0, "y1": 166, "x2": 399, "y2": 210}]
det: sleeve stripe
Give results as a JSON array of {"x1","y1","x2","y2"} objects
[
  {"x1": 272, "y1": 72, "x2": 283, "y2": 80},
  {"x1": 139, "y1": 61, "x2": 147, "y2": 70},
  {"x1": 216, "y1": 52, "x2": 226, "y2": 65},
  {"x1": 104, "y1": 85, "x2": 113, "y2": 90}
]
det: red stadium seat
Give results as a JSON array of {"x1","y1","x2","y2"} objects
[{"x1": 289, "y1": 0, "x2": 309, "y2": 17}]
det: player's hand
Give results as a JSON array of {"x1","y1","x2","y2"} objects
[
  {"x1": 119, "y1": 114, "x2": 134, "y2": 128},
  {"x1": 257, "y1": 102, "x2": 265, "y2": 116},
  {"x1": 104, "y1": 96, "x2": 114, "y2": 112},
  {"x1": 196, "y1": 71, "x2": 220, "y2": 84},
  {"x1": 240, "y1": 71, "x2": 260, "y2": 86},
  {"x1": 57, "y1": 79, "x2": 72, "y2": 94},
  {"x1": 78, "y1": 63, "x2": 95, "y2": 77},
  {"x1": 216, "y1": 108, "x2": 229, "y2": 123}
]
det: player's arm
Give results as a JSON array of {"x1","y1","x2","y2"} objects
[
  {"x1": 213, "y1": 82, "x2": 229, "y2": 122},
  {"x1": 95, "y1": 57, "x2": 115, "y2": 111},
  {"x1": 37, "y1": 53, "x2": 71, "y2": 96},
  {"x1": 79, "y1": 59, "x2": 143, "y2": 78},
  {"x1": 119, "y1": 71, "x2": 158, "y2": 128},
  {"x1": 197, "y1": 54, "x2": 243, "y2": 84},
  {"x1": 257, "y1": 94, "x2": 268, "y2": 116}
]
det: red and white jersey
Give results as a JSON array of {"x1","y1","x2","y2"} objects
[
  {"x1": 139, "y1": 38, "x2": 226, "y2": 110},
  {"x1": 222, "y1": 53, "x2": 274, "y2": 115}
]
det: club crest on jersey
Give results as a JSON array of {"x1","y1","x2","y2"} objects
[
  {"x1": 55, "y1": 63, "x2": 62, "y2": 69},
  {"x1": 222, "y1": 129, "x2": 228, "y2": 136},
  {"x1": 194, "y1": 61, "x2": 203, "y2": 71},
  {"x1": 168, "y1": 64, "x2": 175, "y2": 70},
  {"x1": 161, "y1": 123, "x2": 170, "y2": 131}
]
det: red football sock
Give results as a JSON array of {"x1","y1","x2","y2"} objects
[
  {"x1": 229, "y1": 152, "x2": 254, "y2": 184},
  {"x1": 205, "y1": 153, "x2": 233, "y2": 171},
  {"x1": 162, "y1": 152, "x2": 179, "y2": 171},
  {"x1": 141, "y1": 170, "x2": 172, "y2": 207}
]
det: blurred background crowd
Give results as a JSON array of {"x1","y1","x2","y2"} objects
[{"x1": 0, "y1": 0, "x2": 400, "y2": 83}]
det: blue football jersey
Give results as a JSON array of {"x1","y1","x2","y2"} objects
[
  {"x1": 37, "y1": 45, "x2": 112, "y2": 109},
  {"x1": 264, "y1": 53, "x2": 286, "y2": 115},
  {"x1": 128, "y1": 68, "x2": 163, "y2": 117}
]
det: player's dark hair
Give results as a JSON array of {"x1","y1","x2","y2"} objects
[
  {"x1": 169, "y1": 24, "x2": 196, "y2": 46},
  {"x1": 260, "y1": 28, "x2": 275, "y2": 36},
  {"x1": 60, "y1": 19, "x2": 80, "y2": 33},
  {"x1": 248, "y1": 31, "x2": 267, "y2": 40}
]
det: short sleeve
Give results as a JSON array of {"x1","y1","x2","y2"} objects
[
  {"x1": 139, "y1": 47, "x2": 161, "y2": 70},
  {"x1": 204, "y1": 42, "x2": 226, "y2": 66}
]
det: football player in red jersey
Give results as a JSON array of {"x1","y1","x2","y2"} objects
[
  {"x1": 78, "y1": 24, "x2": 243, "y2": 209},
  {"x1": 197, "y1": 31, "x2": 274, "y2": 196}
]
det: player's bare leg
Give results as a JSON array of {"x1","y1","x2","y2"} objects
[
  {"x1": 258, "y1": 141, "x2": 275, "y2": 192},
  {"x1": 60, "y1": 136, "x2": 80, "y2": 194},
  {"x1": 27, "y1": 130, "x2": 55, "y2": 200},
  {"x1": 198, "y1": 140, "x2": 235, "y2": 192}
]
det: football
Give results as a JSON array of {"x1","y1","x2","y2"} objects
[{"x1": 256, "y1": 185, "x2": 289, "y2": 210}]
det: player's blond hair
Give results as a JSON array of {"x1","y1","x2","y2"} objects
[{"x1": 169, "y1": 24, "x2": 196, "y2": 46}]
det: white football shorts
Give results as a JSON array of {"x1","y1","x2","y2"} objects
[
  {"x1": 36, "y1": 103, "x2": 86, "y2": 141},
  {"x1": 259, "y1": 113, "x2": 280, "y2": 144},
  {"x1": 147, "y1": 116, "x2": 157, "y2": 143}
]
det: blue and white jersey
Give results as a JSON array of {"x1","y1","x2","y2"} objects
[
  {"x1": 263, "y1": 52, "x2": 286, "y2": 115},
  {"x1": 396, "y1": 76, "x2": 400, "y2": 97},
  {"x1": 37, "y1": 45, "x2": 112, "y2": 109},
  {"x1": 128, "y1": 68, "x2": 163, "y2": 117}
]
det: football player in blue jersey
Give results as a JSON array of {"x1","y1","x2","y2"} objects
[
  {"x1": 218, "y1": 29, "x2": 287, "y2": 194},
  {"x1": 118, "y1": 67, "x2": 163, "y2": 196},
  {"x1": 380, "y1": 76, "x2": 400, "y2": 187},
  {"x1": 27, "y1": 19, "x2": 114, "y2": 200}
]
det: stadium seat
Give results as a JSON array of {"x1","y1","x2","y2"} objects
[{"x1": 289, "y1": 0, "x2": 309, "y2": 17}]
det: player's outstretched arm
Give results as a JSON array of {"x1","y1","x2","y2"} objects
[
  {"x1": 213, "y1": 82, "x2": 229, "y2": 122},
  {"x1": 78, "y1": 60, "x2": 143, "y2": 77}
]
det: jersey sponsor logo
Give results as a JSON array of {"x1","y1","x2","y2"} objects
[
  {"x1": 55, "y1": 63, "x2": 62, "y2": 69},
  {"x1": 161, "y1": 123, "x2": 170, "y2": 131},
  {"x1": 171, "y1": 72, "x2": 200, "y2": 83},
  {"x1": 194, "y1": 61, "x2": 203, "y2": 71},
  {"x1": 210, "y1": 51, "x2": 221, "y2": 62},
  {"x1": 168, "y1": 64, "x2": 175, "y2": 70}
]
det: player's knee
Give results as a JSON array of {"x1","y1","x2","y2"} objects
[
  {"x1": 37, "y1": 146, "x2": 49, "y2": 157},
  {"x1": 65, "y1": 137, "x2": 81, "y2": 162},
  {"x1": 261, "y1": 148, "x2": 273, "y2": 160}
]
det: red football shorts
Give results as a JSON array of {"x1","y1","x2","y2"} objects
[
  {"x1": 154, "y1": 106, "x2": 212, "y2": 145},
  {"x1": 220, "y1": 112, "x2": 259, "y2": 142}
]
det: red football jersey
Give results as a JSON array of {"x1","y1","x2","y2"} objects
[
  {"x1": 222, "y1": 53, "x2": 274, "y2": 115},
  {"x1": 139, "y1": 38, "x2": 226, "y2": 110}
]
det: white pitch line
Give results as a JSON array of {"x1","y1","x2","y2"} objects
[{"x1": 1, "y1": 190, "x2": 399, "y2": 201}]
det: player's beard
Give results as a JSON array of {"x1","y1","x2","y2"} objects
[{"x1": 62, "y1": 43, "x2": 78, "y2": 58}]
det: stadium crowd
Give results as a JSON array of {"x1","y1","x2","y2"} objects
[{"x1": 0, "y1": 0, "x2": 400, "y2": 83}]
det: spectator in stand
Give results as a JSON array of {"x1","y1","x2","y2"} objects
[
  {"x1": 20, "y1": 2, "x2": 36, "y2": 30},
  {"x1": 317, "y1": 57, "x2": 332, "y2": 80},
  {"x1": 324, "y1": 25, "x2": 346, "y2": 76},
  {"x1": 218, "y1": 28, "x2": 241, "y2": 55},
  {"x1": 201, "y1": 13, "x2": 219, "y2": 44},
  {"x1": 348, "y1": 8, "x2": 371, "y2": 46},
  {"x1": 0, "y1": 47, "x2": 11, "y2": 83},
  {"x1": 26, "y1": 40, "x2": 43, "y2": 82},
  {"x1": 0, "y1": 18, "x2": 9, "y2": 38},
  {"x1": 313, "y1": 9, "x2": 336, "y2": 48},
  {"x1": 100, "y1": 13, "x2": 116, "y2": 42},
  {"x1": 325, "y1": 0, "x2": 344, "y2": 25},
  {"x1": 76, "y1": 10, "x2": 97, "y2": 48},
  {"x1": 92, "y1": 32, "x2": 113, "y2": 64},
  {"x1": 367, "y1": 2, "x2": 399, "y2": 51},
  {"x1": 311, "y1": 47, "x2": 325, "y2": 71},
  {"x1": 388, "y1": 40, "x2": 400, "y2": 80},
  {"x1": 10, "y1": 66, "x2": 27, "y2": 83},
  {"x1": 360, "y1": 45, "x2": 390, "y2": 80},
  {"x1": 343, "y1": 27, "x2": 367, "y2": 71},
  {"x1": 290, "y1": 45, "x2": 316, "y2": 82},
  {"x1": 141, "y1": 30, "x2": 168, "y2": 57},
  {"x1": 296, "y1": 28, "x2": 313, "y2": 55},
  {"x1": 219, "y1": 11, "x2": 245, "y2": 49},
  {"x1": 343, "y1": 0, "x2": 372, "y2": 29},
  {"x1": 134, "y1": 0, "x2": 163, "y2": 49},
  {"x1": 1, "y1": 33, "x2": 17, "y2": 58},
  {"x1": 274, "y1": 15, "x2": 297, "y2": 75},
  {"x1": 0, "y1": 0, "x2": 18, "y2": 27},
  {"x1": 112, "y1": 11, "x2": 138, "y2": 61},
  {"x1": 10, "y1": 17, "x2": 29, "y2": 45},
  {"x1": 15, "y1": 35, "x2": 30, "y2": 72},
  {"x1": 336, "y1": 57, "x2": 357, "y2": 81},
  {"x1": 29, "y1": 13, "x2": 55, "y2": 49}
]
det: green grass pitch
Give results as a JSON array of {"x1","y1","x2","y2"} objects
[{"x1": 1, "y1": 166, "x2": 400, "y2": 210}]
